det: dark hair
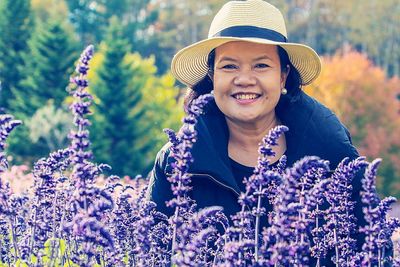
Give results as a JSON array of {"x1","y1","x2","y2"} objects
[{"x1": 183, "y1": 45, "x2": 303, "y2": 111}]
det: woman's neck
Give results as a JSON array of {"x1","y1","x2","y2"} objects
[
  {"x1": 227, "y1": 115, "x2": 278, "y2": 149},
  {"x1": 226, "y1": 114, "x2": 285, "y2": 167}
]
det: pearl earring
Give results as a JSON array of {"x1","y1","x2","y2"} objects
[{"x1": 281, "y1": 88, "x2": 288, "y2": 95}]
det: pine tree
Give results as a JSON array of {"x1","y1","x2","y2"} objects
[
  {"x1": 91, "y1": 17, "x2": 150, "y2": 177},
  {"x1": 7, "y1": 19, "x2": 78, "y2": 163},
  {"x1": 0, "y1": 0, "x2": 33, "y2": 111},
  {"x1": 9, "y1": 19, "x2": 78, "y2": 118}
]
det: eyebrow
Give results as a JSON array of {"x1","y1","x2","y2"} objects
[
  {"x1": 217, "y1": 56, "x2": 238, "y2": 63},
  {"x1": 253, "y1": 55, "x2": 273, "y2": 61}
]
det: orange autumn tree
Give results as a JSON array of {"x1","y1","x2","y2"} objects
[{"x1": 305, "y1": 48, "x2": 400, "y2": 197}]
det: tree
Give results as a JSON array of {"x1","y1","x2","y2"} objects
[
  {"x1": 7, "y1": 18, "x2": 78, "y2": 163},
  {"x1": 64, "y1": 0, "x2": 105, "y2": 45},
  {"x1": 89, "y1": 17, "x2": 184, "y2": 177},
  {"x1": 9, "y1": 19, "x2": 78, "y2": 118},
  {"x1": 305, "y1": 48, "x2": 400, "y2": 197},
  {"x1": 65, "y1": 0, "x2": 160, "y2": 59},
  {"x1": 0, "y1": 0, "x2": 33, "y2": 111},
  {"x1": 140, "y1": 72, "x2": 184, "y2": 173},
  {"x1": 153, "y1": 0, "x2": 225, "y2": 74},
  {"x1": 267, "y1": 0, "x2": 399, "y2": 78},
  {"x1": 28, "y1": 101, "x2": 73, "y2": 151},
  {"x1": 31, "y1": 0, "x2": 69, "y2": 23},
  {"x1": 90, "y1": 18, "x2": 151, "y2": 177}
]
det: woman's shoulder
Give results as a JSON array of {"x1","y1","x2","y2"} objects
[
  {"x1": 299, "y1": 93, "x2": 359, "y2": 161},
  {"x1": 301, "y1": 94, "x2": 349, "y2": 141}
]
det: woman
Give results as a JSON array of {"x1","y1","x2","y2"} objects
[{"x1": 147, "y1": 0, "x2": 365, "y2": 256}]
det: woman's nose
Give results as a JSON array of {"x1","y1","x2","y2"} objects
[{"x1": 233, "y1": 69, "x2": 256, "y2": 86}]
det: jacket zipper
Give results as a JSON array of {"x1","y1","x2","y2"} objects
[
  {"x1": 188, "y1": 173, "x2": 254, "y2": 222},
  {"x1": 187, "y1": 172, "x2": 240, "y2": 196}
]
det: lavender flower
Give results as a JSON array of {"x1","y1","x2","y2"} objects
[
  {"x1": 253, "y1": 126, "x2": 288, "y2": 261},
  {"x1": 68, "y1": 44, "x2": 94, "y2": 166},
  {"x1": 108, "y1": 185, "x2": 139, "y2": 266},
  {"x1": 63, "y1": 45, "x2": 117, "y2": 265},
  {"x1": 267, "y1": 156, "x2": 329, "y2": 266},
  {"x1": 324, "y1": 157, "x2": 368, "y2": 266},
  {"x1": 27, "y1": 148, "x2": 73, "y2": 261},
  {"x1": 0, "y1": 114, "x2": 22, "y2": 262},
  {"x1": 132, "y1": 182, "x2": 169, "y2": 266},
  {"x1": 174, "y1": 206, "x2": 223, "y2": 266},
  {"x1": 358, "y1": 158, "x2": 400, "y2": 266},
  {"x1": 0, "y1": 115, "x2": 22, "y2": 173},
  {"x1": 164, "y1": 93, "x2": 214, "y2": 260},
  {"x1": 308, "y1": 178, "x2": 330, "y2": 263},
  {"x1": 272, "y1": 154, "x2": 287, "y2": 176},
  {"x1": 223, "y1": 126, "x2": 288, "y2": 265}
]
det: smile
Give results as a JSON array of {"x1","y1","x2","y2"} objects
[{"x1": 232, "y1": 93, "x2": 261, "y2": 100}]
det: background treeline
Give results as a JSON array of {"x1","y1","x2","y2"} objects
[{"x1": 0, "y1": 0, "x2": 399, "y2": 197}]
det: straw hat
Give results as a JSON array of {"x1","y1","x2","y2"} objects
[{"x1": 171, "y1": 0, "x2": 321, "y2": 87}]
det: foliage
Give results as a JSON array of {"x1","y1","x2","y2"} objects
[
  {"x1": 152, "y1": 0, "x2": 226, "y2": 73},
  {"x1": 64, "y1": 0, "x2": 105, "y2": 45},
  {"x1": 141, "y1": 72, "x2": 184, "y2": 172},
  {"x1": 64, "y1": 0, "x2": 160, "y2": 63},
  {"x1": 268, "y1": 0, "x2": 400, "y2": 78},
  {"x1": 31, "y1": 0, "x2": 69, "y2": 23},
  {"x1": 28, "y1": 102, "x2": 73, "y2": 151},
  {"x1": 88, "y1": 18, "x2": 183, "y2": 177},
  {"x1": 0, "y1": 0, "x2": 33, "y2": 111},
  {"x1": 89, "y1": 18, "x2": 152, "y2": 177},
  {"x1": 6, "y1": 18, "x2": 78, "y2": 164},
  {"x1": 10, "y1": 18, "x2": 78, "y2": 117},
  {"x1": 0, "y1": 46, "x2": 399, "y2": 266},
  {"x1": 305, "y1": 48, "x2": 400, "y2": 197}
]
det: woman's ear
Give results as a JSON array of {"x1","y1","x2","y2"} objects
[{"x1": 281, "y1": 64, "x2": 290, "y2": 88}]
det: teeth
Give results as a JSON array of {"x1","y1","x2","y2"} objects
[{"x1": 235, "y1": 94, "x2": 258, "y2": 100}]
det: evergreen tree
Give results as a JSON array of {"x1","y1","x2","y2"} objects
[
  {"x1": 0, "y1": 0, "x2": 33, "y2": 111},
  {"x1": 9, "y1": 19, "x2": 78, "y2": 118},
  {"x1": 7, "y1": 19, "x2": 78, "y2": 163},
  {"x1": 65, "y1": 0, "x2": 105, "y2": 44},
  {"x1": 91, "y1": 17, "x2": 150, "y2": 177}
]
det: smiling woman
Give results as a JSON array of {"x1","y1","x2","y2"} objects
[
  {"x1": 213, "y1": 42, "x2": 287, "y2": 167},
  {"x1": 147, "y1": 0, "x2": 366, "y2": 264}
]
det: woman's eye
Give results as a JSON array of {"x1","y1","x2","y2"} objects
[
  {"x1": 221, "y1": 64, "x2": 238, "y2": 70},
  {"x1": 255, "y1": 63, "x2": 270, "y2": 69}
]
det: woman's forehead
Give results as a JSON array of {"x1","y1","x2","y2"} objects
[{"x1": 214, "y1": 41, "x2": 279, "y2": 60}]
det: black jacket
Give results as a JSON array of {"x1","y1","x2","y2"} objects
[
  {"x1": 146, "y1": 91, "x2": 370, "y2": 265},
  {"x1": 147, "y1": 91, "x2": 362, "y2": 217}
]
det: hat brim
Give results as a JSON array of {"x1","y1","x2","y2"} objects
[{"x1": 171, "y1": 37, "x2": 321, "y2": 87}]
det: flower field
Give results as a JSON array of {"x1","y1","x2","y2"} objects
[{"x1": 1, "y1": 46, "x2": 400, "y2": 266}]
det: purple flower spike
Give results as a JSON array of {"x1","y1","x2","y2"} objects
[
  {"x1": 225, "y1": 125, "x2": 288, "y2": 264},
  {"x1": 0, "y1": 115, "x2": 22, "y2": 173},
  {"x1": 68, "y1": 45, "x2": 95, "y2": 166},
  {"x1": 164, "y1": 93, "x2": 214, "y2": 261},
  {"x1": 174, "y1": 206, "x2": 223, "y2": 265},
  {"x1": 255, "y1": 125, "x2": 288, "y2": 176},
  {"x1": 359, "y1": 158, "x2": 399, "y2": 266},
  {"x1": 163, "y1": 128, "x2": 180, "y2": 148},
  {"x1": 325, "y1": 157, "x2": 368, "y2": 265},
  {"x1": 265, "y1": 156, "x2": 329, "y2": 266}
]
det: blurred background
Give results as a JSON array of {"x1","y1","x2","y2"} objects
[{"x1": 0, "y1": 0, "x2": 399, "y2": 199}]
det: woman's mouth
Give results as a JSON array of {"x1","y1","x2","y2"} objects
[{"x1": 231, "y1": 93, "x2": 261, "y2": 104}]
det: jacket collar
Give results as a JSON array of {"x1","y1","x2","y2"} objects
[{"x1": 189, "y1": 100, "x2": 240, "y2": 192}]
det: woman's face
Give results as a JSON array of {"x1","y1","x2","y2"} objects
[{"x1": 213, "y1": 41, "x2": 287, "y2": 125}]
